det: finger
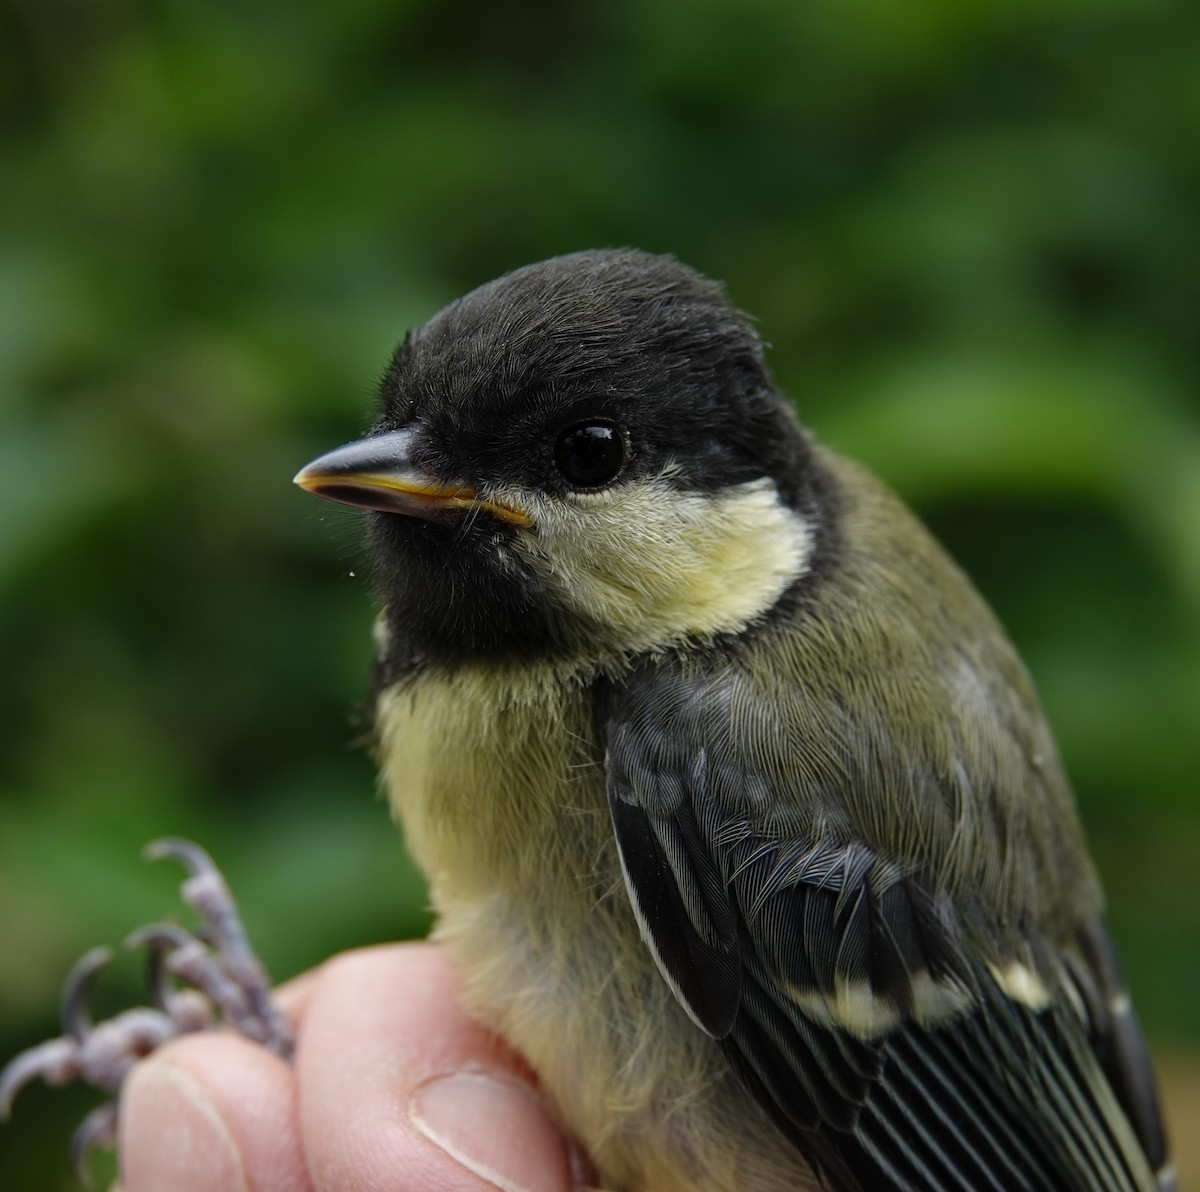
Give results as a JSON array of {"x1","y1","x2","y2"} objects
[
  {"x1": 274, "y1": 966, "x2": 323, "y2": 1025},
  {"x1": 118, "y1": 1033, "x2": 312, "y2": 1192},
  {"x1": 298, "y1": 942, "x2": 576, "y2": 1192}
]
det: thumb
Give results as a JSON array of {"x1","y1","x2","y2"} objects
[{"x1": 297, "y1": 943, "x2": 581, "y2": 1192}]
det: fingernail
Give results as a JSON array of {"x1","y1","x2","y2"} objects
[
  {"x1": 119, "y1": 1059, "x2": 247, "y2": 1192},
  {"x1": 411, "y1": 1071, "x2": 572, "y2": 1192}
]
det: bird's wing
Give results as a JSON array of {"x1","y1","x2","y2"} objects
[{"x1": 600, "y1": 658, "x2": 1170, "y2": 1192}]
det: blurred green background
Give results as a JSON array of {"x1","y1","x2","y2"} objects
[{"x1": 2, "y1": 0, "x2": 1198, "y2": 1186}]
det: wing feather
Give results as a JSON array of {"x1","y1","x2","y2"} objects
[{"x1": 601, "y1": 659, "x2": 1166, "y2": 1191}]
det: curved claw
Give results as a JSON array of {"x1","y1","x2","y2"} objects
[
  {"x1": 0, "y1": 1037, "x2": 79, "y2": 1118},
  {"x1": 4, "y1": 836, "x2": 293, "y2": 1178},
  {"x1": 132, "y1": 926, "x2": 216, "y2": 1033},
  {"x1": 144, "y1": 839, "x2": 237, "y2": 942},
  {"x1": 140, "y1": 839, "x2": 293, "y2": 1059},
  {"x1": 61, "y1": 948, "x2": 114, "y2": 1043},
  {"x1": 143, "y1": 837, "x2": 218, "y2": 879},
  {"x1": 124, "y1": 921, "x2": 195, "y2": 955},
  {"x1": 69, "y1": 1101, "x2": 118, "y2": 1188}
]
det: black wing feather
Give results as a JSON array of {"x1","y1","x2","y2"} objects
[
  {"x1": 609, "y1": 794, "x2": 742, "y2": 1035},
  {"x1": 601, "y1": 659, "x2": 1166, "y2": 1192}
]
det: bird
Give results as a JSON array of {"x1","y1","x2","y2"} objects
[{"x1": 294, "y1": 248, "x2": 1173, "y2": 1192}]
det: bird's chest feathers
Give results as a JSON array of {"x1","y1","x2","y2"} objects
[
  {"x1": 374, "y1": 658, "x2": 789, "y2": 1192},
  {"x1": 374, "y1": 661, "x2": 614, "y2": 920}
]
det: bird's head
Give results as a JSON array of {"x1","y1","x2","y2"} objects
[{"x1": 296, "y1": 250, "x2": 825, "y2": 669}]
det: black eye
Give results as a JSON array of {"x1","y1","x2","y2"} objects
[{"x1": 554, "y1": 421, "x2": 627, "y2": 488}]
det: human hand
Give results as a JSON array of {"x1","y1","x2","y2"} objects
[{"x1": 113, "y1": 942, "x2": 586, "y2": 1192}]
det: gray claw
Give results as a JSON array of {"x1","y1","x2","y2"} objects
[
  {"x1": 3, "y1": 836, "x2": 293, "y2": 1183},
  {"x1": 144, "y1": 840, "x2": 294, "y2": 1059},
  {"x1": 139, "y1": 927, "x2": 216, "y2": 1033},
  {"x1": 0, "y1": 948, "x2": 122, "y2": 1119},
  {"x1": 143, "y1": 836, "x2": 216, "y2": 876},
  {"x1": 126, "y1": 922, "x2": 253, "y2": 1034},
  {"x1": 69, "y1": 1102, "x2": 118, "y2": 1189},
  {"x1": 124, "y1": 920, "x2": 201, "y2": 956},
  {"x1": 0, "y1": 1037, "x2": 80, "y2": 1119},
  {"x1": 61, "y1": 948, "x2": 114, "y2": 1043}
]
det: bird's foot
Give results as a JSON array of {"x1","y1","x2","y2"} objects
[{"x1": 0, "y1": 838, "x2": 293, "y2": 1185}]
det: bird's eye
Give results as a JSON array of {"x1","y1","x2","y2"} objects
[{"x1": 554, "y1": 421, "x2": 627, "y2": 488}]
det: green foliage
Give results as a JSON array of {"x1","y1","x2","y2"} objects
[{"x1": 1, "y1": 0, "x2": 1197, "y2": 1185}]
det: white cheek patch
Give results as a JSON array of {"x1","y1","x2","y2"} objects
[{"x1": 509, "y1": 476, "x2": 813, "y2": 655}]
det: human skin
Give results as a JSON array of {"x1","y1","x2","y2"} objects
[{"x1": 112, "y1": 944, "x2": 586, "y2": 1192}]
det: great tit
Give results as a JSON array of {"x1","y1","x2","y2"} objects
[{"x1": 295, "y1": 250, "x2": 1172, "y2": 1192}]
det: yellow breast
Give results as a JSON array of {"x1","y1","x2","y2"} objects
[
  {"x1": 374, "y1": 661, "x2": 608, "y2": 910},
  {"x1": 373, "y1": 661, "x2": 816, "y2": 1192}
]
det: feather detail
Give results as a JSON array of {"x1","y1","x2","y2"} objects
[{"x1": 602, "y1": 652, "x2": 1165, "y2": 1191}]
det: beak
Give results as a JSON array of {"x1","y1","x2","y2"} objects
[{"x1": 293, "y1": 428, "x2": 532, "y2": 527}]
